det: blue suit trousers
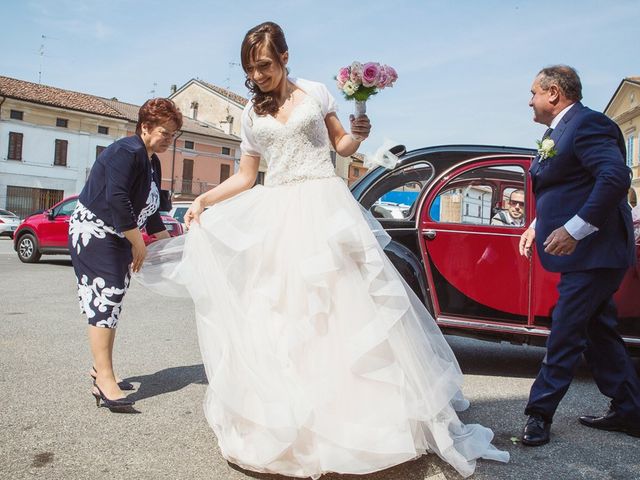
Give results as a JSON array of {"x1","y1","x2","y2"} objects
[{"x1": 525, "y1": 268, "x2": 640, "y2": 422}]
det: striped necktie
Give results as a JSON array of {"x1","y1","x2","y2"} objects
[{"x1": 542, "y1": 127, "x2": 553, "y2": 139}]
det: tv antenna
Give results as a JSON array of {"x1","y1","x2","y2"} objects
[
  {"x1": 225, "y1": 62, "x2": 241, "y2": 116},
  {"x1": 38, "y1": 35, "x2": 47, "y2": 84}
]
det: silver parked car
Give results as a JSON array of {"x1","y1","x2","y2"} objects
[{"x1": 0, "y1": 208, "x2": 20, "y2": 238}]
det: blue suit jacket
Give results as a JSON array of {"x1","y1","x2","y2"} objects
[{"x1": 530, "y1": 103, "x2": 635, "y2": 272}]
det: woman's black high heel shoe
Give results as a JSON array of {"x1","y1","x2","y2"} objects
[
  {"x1": 92, "y1": 382, "x2": 135, "y2": 412},
  {"x1": 90, "y1": 366, "x2": 135, "y2": 391}
]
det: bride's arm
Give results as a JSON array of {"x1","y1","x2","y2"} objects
[
  {"x1": 184, "y1": 155, "x2": 260, "y2": 227},
  {"x1": 324, "y1": 113, "x2": 371, "y2": 157}
]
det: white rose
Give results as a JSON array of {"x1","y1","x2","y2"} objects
[
  {"x1": 343, "y1": 80, "x2": 357, "y2": 96},
  {"x1": 541, "y1": 138, "x2": 554, "y2": 151}
]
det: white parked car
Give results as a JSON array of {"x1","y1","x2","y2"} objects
[
  {"x1": 370, "y1": 201, "x2": 411, "y2": 220},
  {"x1": 0, "y1": 208, "x2": 20, "y2": 238},
  {"x1": 168, "y1": 201, "x2": 193, "y2": 227}
]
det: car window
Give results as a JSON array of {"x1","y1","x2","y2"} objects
[
  {"x1": 429, "y1": 165, "x2": 525, "y2": 226},
  {"x1": 172, "y1": 207, "x2": 189, "y2": 223},
  {"x1": 361, "y1": 162, "x2": 434, "y2": 220},
  {"x1": 0, "y1": 208, "x2": 17, "y2": 217},
  {"x1": 54, "y1": 199, "x2": 78, "y2": 217}
]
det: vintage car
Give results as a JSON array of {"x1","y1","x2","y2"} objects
[{"x1": 351, "y1": 144, "x2": 640, "y2": 352}]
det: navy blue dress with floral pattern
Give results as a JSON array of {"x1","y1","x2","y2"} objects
[{"x1": 69, "y1": 135, "x2": 164, "y2": 328}]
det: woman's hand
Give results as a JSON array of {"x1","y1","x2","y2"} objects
[
  {"x1": 184, "y1": 198, "x2": 205, "y2": 230},
  {"x1": 130, "y1": 239, "x2": 147, "y2": 273},
  {"x1": 123, "y1": 228, "x2": 147, "y2": 272},
  {"x1": 349, "y1": 114, "x2": 372, "y2": 141}
]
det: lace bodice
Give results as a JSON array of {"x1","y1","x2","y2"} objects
[{"x1": 248, "y1": 95, "x2": 337, "y2": 186}]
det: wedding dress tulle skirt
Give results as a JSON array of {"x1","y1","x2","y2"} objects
[{"x1": 137, "y1": 176, "x2": 509, "y2": 478}]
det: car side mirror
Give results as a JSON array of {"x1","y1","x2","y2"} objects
[{"x1": 47, "y1": 210, "x2": 55, "y2": 220}]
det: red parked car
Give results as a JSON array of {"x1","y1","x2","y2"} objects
[
  {"x1": 13, "y1": 195, "x2": 183, "y2": 263},
  {"x1": 351, "y1": 145, "x2": 640, "y2": 353}
]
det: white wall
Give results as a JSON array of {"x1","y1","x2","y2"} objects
[{"x1": 0, "y1": 120, "x2": 120, "y2": 207}]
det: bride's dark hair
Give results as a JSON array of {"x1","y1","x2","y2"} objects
[{"x1": 241, "y1": 22, "x2": 288, "y2": 116}]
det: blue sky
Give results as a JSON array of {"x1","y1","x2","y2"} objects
[{"x1": 1, "y1": 0, "x2": 638, "y2": 154}]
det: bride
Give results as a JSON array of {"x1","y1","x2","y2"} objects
[{"x1": 138, "y1": 21, "x2": 509, "y2": 479}]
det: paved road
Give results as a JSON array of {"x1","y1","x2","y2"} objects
[{"x1": 1, "y1": 237, "x2": 639, "y2": 480}]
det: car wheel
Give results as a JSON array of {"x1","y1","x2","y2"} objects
[{"x1": 17, "y1": 233, "x2": 42, "y2": 263}]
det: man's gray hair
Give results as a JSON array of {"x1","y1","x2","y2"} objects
[{"x1": 537, "y1": 65, "x2": 583, "y2": 102}]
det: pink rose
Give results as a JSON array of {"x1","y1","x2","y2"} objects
[
  {"x1": 337, "y1": 67, "x2": 350, "y2": 85},
  {"x1": 377, "y1": 69, "x2": 389, "y2": 89},
  {"x1": 384, "y1": 65, "x2": 398, "y2": 86},
  {"x1": 350, "y1": 61, "x2": 363, "y2": 85},
  {"x1": 362, "y1": 62, "x2": 380, "y2": 88}
]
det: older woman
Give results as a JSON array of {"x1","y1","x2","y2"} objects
[{"x1": 69, "y1": 98, "x2": 182, "y2": 411}]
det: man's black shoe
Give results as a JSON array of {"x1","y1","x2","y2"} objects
[
  {"x1": 579, "y1": 410, "x2": 640, "y2": 438},
  {"x1": 522, "y1": 414, "x2": 551, "y2": 446}
]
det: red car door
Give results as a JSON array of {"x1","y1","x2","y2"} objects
[
  {"x1": 39, "y1": 197, "x2": 77, "y2": 248},
  {"x1": 418, "y1": 159, "x2": 533, "y2": 332}
]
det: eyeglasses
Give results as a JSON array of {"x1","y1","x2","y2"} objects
[
  {"x1": 509, "y1": 200, "x2": 525, "y2": 208},
  {"x1": 158, "y1": 130, "x2": 180, "y2": 140}
]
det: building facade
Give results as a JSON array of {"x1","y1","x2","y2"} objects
[
  {"x1": 0, "y1": 75, "x2": 242, "y2": 216},
  {"x1": 604, "y1": 76, "x2": 640, "y2": 196},
  {"x1": 0, "y1": 76, "x2": 127, "y2": 217}
]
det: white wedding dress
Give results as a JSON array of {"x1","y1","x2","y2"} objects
[{"x1": 137, "y1": 79, "x2": 509, "y2": 479}]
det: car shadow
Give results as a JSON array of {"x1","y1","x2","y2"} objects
[
  {"x1": 38, "y1": 259, "x2": 73, "y2": 266},
  {"x1": 125, "y1": 363, "x2": 207, "y2": 402},
  {"x1": 445, "y1": 335, "x2": 596, "y2": 380}
]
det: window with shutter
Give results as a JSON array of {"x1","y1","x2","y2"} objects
[
  {"x1": 54, "y1": 139, "x2": 68, "y2": 166},
  {"x1": 8, "y1": 132, "x2": 23, "y2": 160}
]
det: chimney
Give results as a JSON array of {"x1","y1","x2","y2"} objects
[
  {"x1": 225, "y1": 115, "x2": 234, "y2": 135},
  {"x1": 190, "y1": 101, "x2": 198, "y2": 120},
  {"x1": 170, "y1": 84, "x2": 177, "y2": 94}
]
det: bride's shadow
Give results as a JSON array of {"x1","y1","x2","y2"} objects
[
  {"x1": 125, "y1": 364, "x2": 207, "y2": 402},
  {"x1": 227, "y1": 455, "x2": 459, "y2": 480}
]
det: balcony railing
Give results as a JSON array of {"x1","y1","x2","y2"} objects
[{"x1": 163, "y1": 178, "x2": 217, "y2": 197}]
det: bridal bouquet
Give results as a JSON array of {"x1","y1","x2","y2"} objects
[{"x1": 335, "y1": 62, "x2": 398, "y2": 118}]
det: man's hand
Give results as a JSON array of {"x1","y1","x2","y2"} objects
[
  {"x1": 543, "y1": 226, "x2": 578, "y2": 256},
  {"x1": 519, "y1": 227, "x2": 536, "y2": 259}
]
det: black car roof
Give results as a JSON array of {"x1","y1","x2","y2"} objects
[{"x1": 351, "y1": 144, "x2": 536, "y2": 199}]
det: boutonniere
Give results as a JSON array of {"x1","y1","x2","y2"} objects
[{"x1": 536, "y1": 138, "x2": 557, "y2": 161}]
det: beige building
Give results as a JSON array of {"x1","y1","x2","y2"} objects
[
  {"x1": 604, "y1": 76, "x2": 640, "y2": 195},
  {"x1": 170, "y1": 79, "x2": 247, "y2": 137}
]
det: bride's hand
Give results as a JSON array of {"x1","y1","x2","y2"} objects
[
  {"x1": 184, "y1": 198, "x2": 205, "y2": 229},
  {"x1": 349, "y1": 114, "x2": 371, "y2": 141}
]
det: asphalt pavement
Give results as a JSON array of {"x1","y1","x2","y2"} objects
[{"x1": 1, "y1": 237, "x2": 639, "y2": 480}]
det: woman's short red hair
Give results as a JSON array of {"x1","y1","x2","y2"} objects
[{"x1": 136, "y1": 98, "x2": 183, "y2": 134}]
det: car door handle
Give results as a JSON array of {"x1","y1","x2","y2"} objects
[{"x1": 422, "y1": 230, "x2": 437, "y2": 240}]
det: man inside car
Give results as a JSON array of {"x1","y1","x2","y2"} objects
[{"x1": 491, "y1": 189, "x2": 525, "y2": 227}]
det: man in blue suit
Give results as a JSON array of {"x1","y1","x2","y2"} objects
[{"x1": 519, "y1": 65, "x2": 640, "y2": 446}]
